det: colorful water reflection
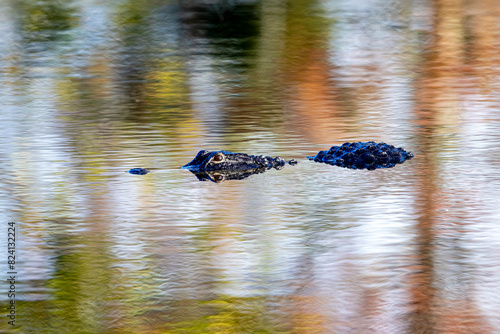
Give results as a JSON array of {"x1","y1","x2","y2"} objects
[{"x1": 1, "y1": 0, "x2": 500, "y2": 333}]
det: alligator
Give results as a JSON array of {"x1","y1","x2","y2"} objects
[
  {"x1": 308, "y1": 141, "x2": 414, "y2": 170},
  {"x1": 128, "y1": 142, "x2": 413, "y2": 181}
]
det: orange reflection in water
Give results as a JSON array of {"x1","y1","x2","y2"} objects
[{"x1": 408, "y1": 0, "x2": 499, "y2": 333}]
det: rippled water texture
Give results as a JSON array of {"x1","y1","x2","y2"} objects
[{"x1": 2, "y1": 0, "x2": 500, "y2": 333}]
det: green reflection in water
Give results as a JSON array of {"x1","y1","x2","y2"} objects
[
  {"x1": 13, "y1": 221, "x2": 118, "y2": 333},
  {"x1": 167, "y1": 296, "x2": 290, "y2": 334},
  {"x1": 16, "y1": 0, "x2": 77, "y2": 42}
]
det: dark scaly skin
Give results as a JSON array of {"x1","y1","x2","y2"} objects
[
  {"x1": 308, "y1": 141, "x2": 414, "y2": 170},
  {"x1": 183, "y1": 150, "x2": 297, "y2": 172}
]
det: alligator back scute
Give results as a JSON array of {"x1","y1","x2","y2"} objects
[{"x1": 308, "y1": 141, "x2": 414, "y2": 170}]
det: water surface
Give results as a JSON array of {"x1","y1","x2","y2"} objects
[{"x1": 2, "y1": 0, "x2": 500, "y2": 333}]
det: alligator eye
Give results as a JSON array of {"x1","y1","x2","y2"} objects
[
  {"x1": 213, "y1": 153, "x2": 225, "y2": 162},
  {"x1": 213, "y1": 174, "x2": 224, "y2": 182}
]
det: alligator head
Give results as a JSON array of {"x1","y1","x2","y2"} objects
[{"x1": 183, "y1": 150, "x2": 297, "y2": 175}]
